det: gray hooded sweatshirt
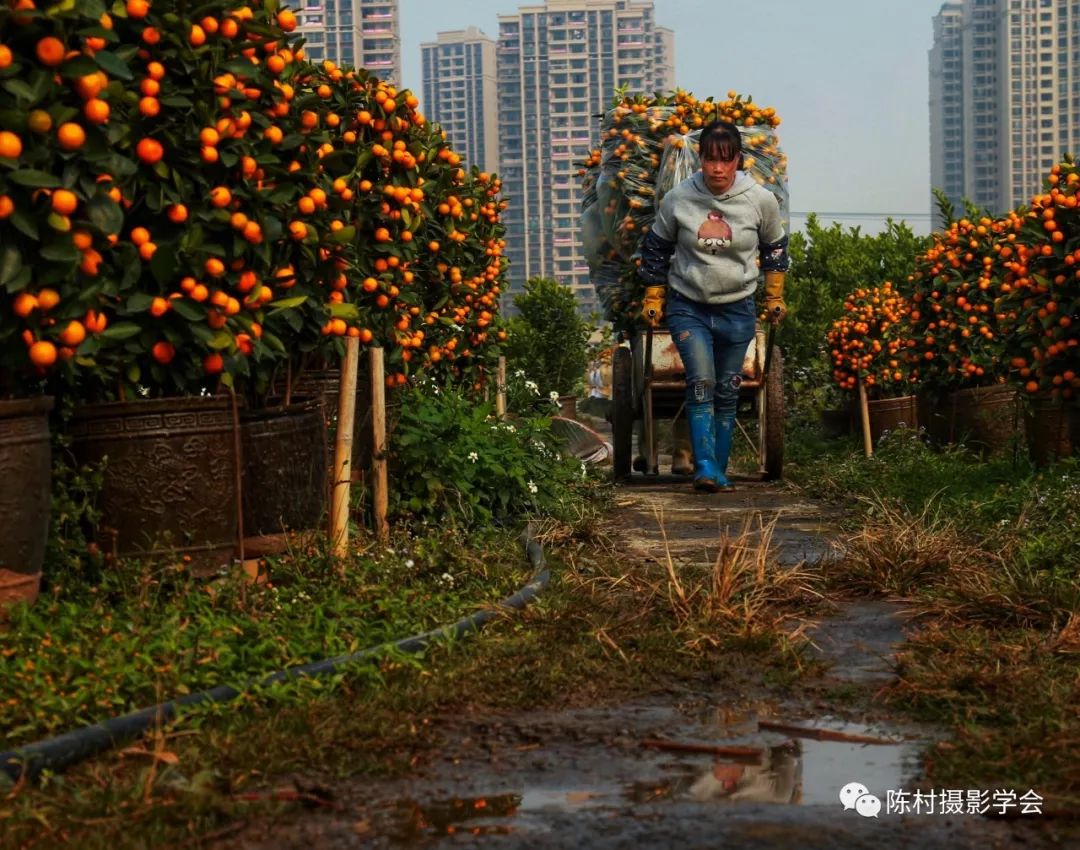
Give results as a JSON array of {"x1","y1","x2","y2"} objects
[{"x1": 649, "y1": 171, "x2": 786, "y2": 305}]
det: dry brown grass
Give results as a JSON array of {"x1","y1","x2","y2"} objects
[
  {"x1": 828, "y1": 493, "x2": 1077, "y2": 631},
  {"x1": 565, "y1": 508, "x2": 825, "y2": 658}
]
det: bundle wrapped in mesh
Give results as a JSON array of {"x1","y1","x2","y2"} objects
[{"x1": 578, "y1": 90, "x2": 788, "y2": 326}]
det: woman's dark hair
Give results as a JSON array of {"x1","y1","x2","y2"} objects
[{"x1": 699, "y1": 120, "x2": 744, "y2": 169}]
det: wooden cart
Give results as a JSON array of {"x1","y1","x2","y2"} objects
[{"x1": 609, "y1": 325, "x2": 784, "y2": 481}]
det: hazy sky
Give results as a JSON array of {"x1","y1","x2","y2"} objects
[{"x1": 399, "y1": 0, "x2": 947, "y2": 235}]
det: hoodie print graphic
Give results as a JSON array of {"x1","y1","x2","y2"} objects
[{"x1": 697, "y1": 210, "x2": 732, "y2": 256}]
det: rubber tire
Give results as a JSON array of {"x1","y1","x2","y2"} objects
[
  {"x1": 611, "y1": 346, "x2": 635, "y2": 481},
  {"x1": 764, "y1": 348, "x2": 785, "y2": 480}
]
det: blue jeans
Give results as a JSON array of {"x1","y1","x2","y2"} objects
[{"x1": 666, "y1": 291, "x2": 756, "y2": 418}]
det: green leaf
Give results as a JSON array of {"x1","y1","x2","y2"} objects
[
  {"x1": 261, "y1": 331, "x2": 286, "y2": 353},
  {"x1": 61, "y1": 56, "x2": 99, "y2": 78},
  {"x1": 40, "y1": 240, "x2": 79, "y2": 262},
  {"x1": 329, "y1": 302, "x2": 359, "y2": 320},
  {"x1": 0, "y1": 245, "x2": 22, "y2": 287},
  {"x1": 101, "y1": 322, "x2": 141, "y2": 341},
  {"x1": 148, "y1": 245, "x2": 177, "y2": 285},
  {"x1": 8, "y1": 169, "x2": 63, "y2": 188},
  {"x1": 159, "y1": 96, "x2": 193, "y2": 108},
  {"x1": 2, "y1": 79, "x2": 37, "y2": 104},
  {"x1": 268, "y1": 295, "x2": 308, "y2": 310},
  {"x1": 85, "y1": 195, "x2": 124, "y2": 235},
  {"x1": 208, "y1": 331, "x2": 233, "y2": 351},
  {"x1": 330, "y1": 225, "x2": 356, "y2": 244},
  {"x1": 94, "y1": 51, "x2": 133, "y2": 81},
  {"x1": 320, "y1": 150, "x2": 353, "y2": 177},
  {"x1": 125, "y1": 293, "x2": 156, "y2": 312},
  {"x1": 9, "y1": 208, "x2": 39, "y2": 241},
  {"x1": 167, "y1": 299, "x2": 203, "y2": 324}
]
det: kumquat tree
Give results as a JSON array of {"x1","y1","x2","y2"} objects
[
  {"x1": 903, "y1": 202, "x2": 1025, "y2": 394},
  {"x1": 0, "y1": 0, "x2": 509, "y2": 403},
  {"x1": 826, "y1": 281, "x2": 915, "y2": 398},
  {"x1": 999, "y1": 156, "x2": 1080, "y2": 401}
]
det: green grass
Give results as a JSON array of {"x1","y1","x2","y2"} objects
[
  {"x1": 786, "y1": 423, "x2": 1080, "y2": 808},
  {"x1": 0, "y1": 481, "x2": 823, "y2": 849}
]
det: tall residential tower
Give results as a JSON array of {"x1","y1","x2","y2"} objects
[
  {"x1": 421, "y1": 28, "x2": 500, "y2": 175},
  {"x1": 296, "y1": 1, "x2": 401, "y2": 83},
  {"x1": 930, "y1": 0, "x2": 1080, "y2": 222},
  {"x1": 496, "y1": 0, "x2": 673, "y2": 314}
]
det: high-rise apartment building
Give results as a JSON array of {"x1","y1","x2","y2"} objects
[
  {"x1": 497, "y1": 1, "x2": 673, "y2": 314},
  {"x1": 654, "y1": 25, "x2": 675, "y2": 91},
  {"x1": 295, "y1": 1, "x2": 400, "y2": 84},
  {"x1": 929, "y1": 0, "x2": 1080, "y2": 224},
  {"x1": 929, "y1": 2, "x2": 966, "y2": 224},
  {"x1": 421, "y1": 28, "x2": 500, "y2": 175}
]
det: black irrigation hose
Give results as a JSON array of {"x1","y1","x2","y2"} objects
[{"x1": 1, "y1": 531, "x2": 548, "y2": 784}]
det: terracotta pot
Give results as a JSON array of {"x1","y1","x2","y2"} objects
[
  {"x1": 945, "y1": 384, "x2": 1021, "y2": 456},
  {"x1": 1024, "y1": 396, "x2": 1078, "y2": 467},
  {"x1": 68, "y1": 396, "x2": 239, "y2": 569},
  {"x1": 292, "y1": 367, "x2": 401, "y2": 477},
  {"x1": 866, "y1": 395, "x2": 918, "y2": 443},
  {"x1": 917, "y1": 391, "x2": 951, "y2": 446},
  {"x1": 241, "y1": 399, "x2": 328, "y2": 537},
  {"x1": 0, "y1": 396, "x2": 53, "y2": 611}
]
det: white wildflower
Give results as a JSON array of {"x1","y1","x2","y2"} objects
[
  {"x1": 527, "y1": 480, "x2": 538, "y2": 495},
  {"x1": 438, "y1": 572, "x2": 455, "y2": 587},
  {"x1": 549, "y1": 390, "x2": 560, "y2": 402},
  {"x1": 405, "y1": 559, "x2": 415, "y2": 569},
  {"x1": 468, "y1": 451, "x2": 479, "y2": 462},
  {"x1": 524, "y1": 380, "x2": 539, "y2": 395}
]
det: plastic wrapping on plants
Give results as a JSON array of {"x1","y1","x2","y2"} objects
[{"x1": 578, "y1": 91, "x2": 788, "y2": 327}]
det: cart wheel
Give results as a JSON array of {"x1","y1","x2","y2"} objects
[
  {"x1": 763, "y1": 348, "x2": 784, "y2": 480},
  {"x1": 611, "y1": 346, "x2": 634, "y2": 480}
]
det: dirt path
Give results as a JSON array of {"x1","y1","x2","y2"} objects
[{"x1": 212, "y1": 478, "x2": 1062, "y2": 849}]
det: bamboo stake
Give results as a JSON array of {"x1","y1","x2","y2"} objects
[
  {"x1": 228, "y1": 386, "x2": 246, "y2": 572},
  {"x1": 331, "y1": 336, "x2": 360, "y2": 559},
  {"x1": 495, "y1": 356, "x2": 507, "y2": 420},
  {"x1": 370, "y1": 346, "x2": 389, "y2": 544},
  {"x1": 858, "y1": 376, "x2": 873, "y2": 457},
  {"x1": 756, "y1": 721, "x2": 900, "y2": 746}
]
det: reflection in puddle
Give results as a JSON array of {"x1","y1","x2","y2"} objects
[
  {"x1": 385, "y1": 794, "x2": 522, "y2": 841},
  {"x1": 692, "y1": 710, "x2": 924, "y2": 807},
  {"x1": 686, "y1": 743, "x2": 803, "y2": 804},
  {"x1": 375, "y1": 718, "x2": 924, "y2": 841}
]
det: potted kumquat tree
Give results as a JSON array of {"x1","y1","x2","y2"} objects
[
  {"x1": 903, "y1": 199, "x2": 1025, "y2": 454},
  {"x1": 826, "y1": 281, "x2": 917, "y2": 444},
  {"x1": 999, "y1": 157, "x2": 1080, "y2": 465}
]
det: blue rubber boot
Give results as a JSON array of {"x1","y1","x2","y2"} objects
[
  {"x1": 712, "y1": 414, "x2": 737, "y2": 492},
  {"x1": 686, "y1": 402, "x2": 721, "y2": 493}
]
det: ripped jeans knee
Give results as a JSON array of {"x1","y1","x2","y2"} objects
[
  {"x1": 714, "y1": 371, "x2": 742, "y2": 418},
  {"x1": 687, "y1": 378, "x2": 716, "y2": 405}
]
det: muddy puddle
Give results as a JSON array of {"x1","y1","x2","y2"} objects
[{"x1": 354, "y1": 712, "x2": 926, "y2": 846}]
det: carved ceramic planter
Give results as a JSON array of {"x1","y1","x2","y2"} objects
[
  {"x1": 241, "y1": 399, "x2": 327, "y2": 538},
  {"x1": 68, "y1": 396, "x2": 239, "y2": 568},
  {"x1": 0, "y1": 396, "x2": 53, "y2": 611}
]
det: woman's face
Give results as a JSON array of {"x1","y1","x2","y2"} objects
[{"x1": 701, "y1": 149, "x2": 739, "y2": 194}]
